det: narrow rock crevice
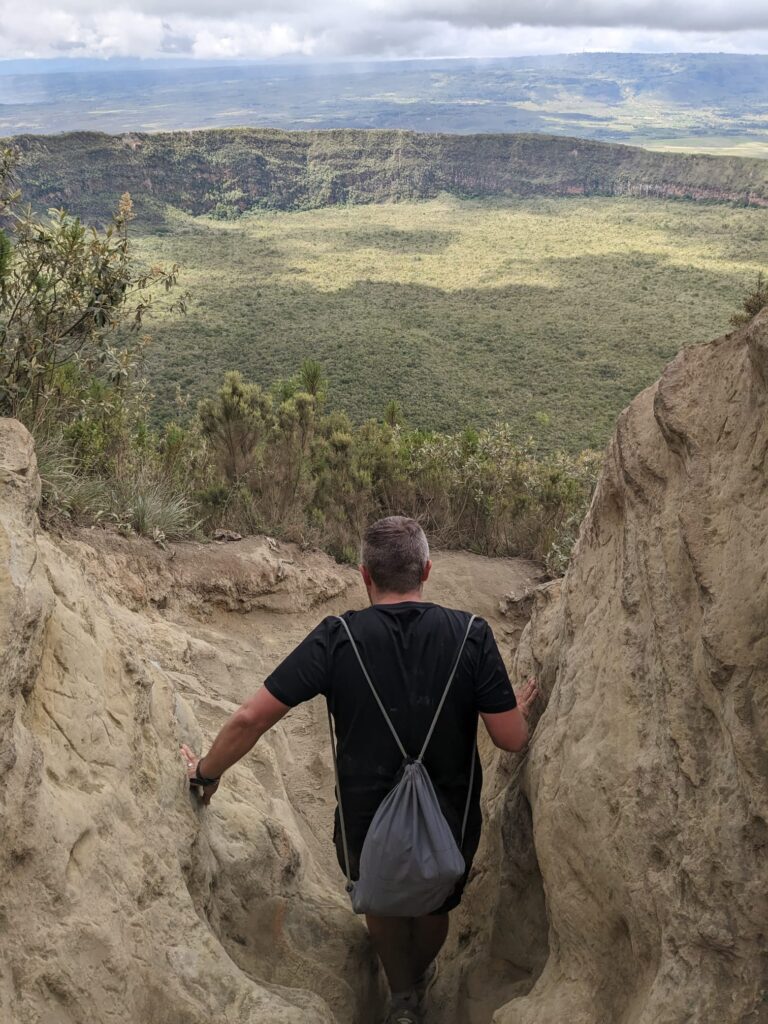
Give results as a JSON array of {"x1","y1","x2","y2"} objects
[{"x1": 1, "y1": 299, "x2": 767, "y2": 1024}]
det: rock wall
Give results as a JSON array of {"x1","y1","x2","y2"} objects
[
  {"x1": 489, "y1": 312, "x2": 768, "y2": 1023},
  {"x1": 11, "y1": 128, "x2": 768, "y2": 224},
  {"x1": 0, "y1": 416, "x2": 379, "y2": 1024}
]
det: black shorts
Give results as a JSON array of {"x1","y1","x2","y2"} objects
[{"x1": 333, "y1": 817, "x2": 482, "y2": 916}]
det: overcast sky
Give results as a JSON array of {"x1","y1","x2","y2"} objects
[{"x1": 4, "y1": 1, "x2": 768, "y2": 62}]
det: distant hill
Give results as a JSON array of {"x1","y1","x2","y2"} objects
[
  {"x1": 1, "y1": 53, "x2": 767, "y2": 157},
  {"x1": 8, "y1": 128, "x2": 768, "y2": 226}
]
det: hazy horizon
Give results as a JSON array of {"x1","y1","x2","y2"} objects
[
  {"x1": 2, "y1": 50, "x2": 767, "y2": 149},
  {"x1": 4, "y1": 49, "x2": 768, "y2": 73}
]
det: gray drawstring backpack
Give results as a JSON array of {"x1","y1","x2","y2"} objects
[{"x1": 327, "y1": 613, "x2": 478, "y2": 917}]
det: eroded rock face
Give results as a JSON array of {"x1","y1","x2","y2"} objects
[
  {"x1": 0, "y1": 420, "x2": 54, "y2": 771},
  {"x1": 494, "y1": 314, "x2": 768, "y2": 1024},
  {"x1": 0, "y1": 417, "x2": 378, "y2": 1024},
  {"x1": 3, "y1": 297, "x2": 765, "y2": 1024}
]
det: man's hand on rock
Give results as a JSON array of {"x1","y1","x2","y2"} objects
[
  {"x1": 180, "y1": 743, "x2": 220, "y2": 805},
  {"x1": 516, "y1": 675, "x2": 539, "y2": 719}
]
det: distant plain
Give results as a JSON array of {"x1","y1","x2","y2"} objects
[{"x1": 3, "y1": 52, "x2": 768, "y2": 161}]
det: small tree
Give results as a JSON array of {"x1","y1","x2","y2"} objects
[
  {"x1": 198, "y1": 371, "x2": 272, "y2": 485},
  {"x1": 0, "y1": 180, "x2": 183, "y2": 431},
  {"x1": 267, "y1": 390, "x2": 317, "y2": 522},
  {"x1": 298, "y1": 358, "x2": 327, "y2": 405},
  {"x1": 0, "y1": 229, "x2": 10, "y2": 282},
  {"x1": 311, "y1": 411, "x2": 374, "y2": 561},
  {"x1": 730, "y1": 272, "x2": 768, "y2": 327},
  {"x1": 384, "y1": 399, "x2": 404, "y2": 428}
]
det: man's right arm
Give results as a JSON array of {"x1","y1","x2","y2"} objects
[{"x1": 472, "y1": 617, "x2": 538, "y2": 752}]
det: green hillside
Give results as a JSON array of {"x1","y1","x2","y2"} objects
[
  {"x1": 7, "y1": 127, "x2": 768, "y2": 452},
  {"x1": 9, "y1": 128, "x2": 768, "y2": 227}
]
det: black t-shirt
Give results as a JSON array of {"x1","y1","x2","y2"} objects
[{"x1": 264, "y1": 601, "x2": 517, "y2": 859}]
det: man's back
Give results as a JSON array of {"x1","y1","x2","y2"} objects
[
  {"x1": 264, "y1": 600, "x2": 517, "y2": 868},
  {"x1": 183, "y1": 515, "x2": 536, "y2": 1024}
]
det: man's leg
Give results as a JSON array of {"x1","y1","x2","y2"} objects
[
  {"x1": 366, "y1": 914, "x2": 450, "y2": 994},
  {"x1": 365, "y1": 915, "x2": 417, "y2": 993},
  {"x1": 411, "y1": 914, "x2": 449, "y2": 981}
]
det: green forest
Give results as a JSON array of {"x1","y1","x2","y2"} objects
[{"x1": 134, "y1": 195, "x2": 768, "y2": 450}]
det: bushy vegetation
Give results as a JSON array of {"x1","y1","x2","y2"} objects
[
  {"x1": 192, "y1": 368, "x2": 602, "y2": 568},
  {"x1": 0, "y1": 150, "x2": 601, "y2": 572},
  {"x1": 0, "y1": 147, "x2": 197, "y2": 539},
  {"x1": 730, "y1": 272, "x2": 768, "y2": 326},
  {"x1": 133, "y1": 195, "x2": 768, "y2": 451}
]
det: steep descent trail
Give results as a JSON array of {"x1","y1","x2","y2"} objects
[
  {"x1": 2, "y1": 307, "x2": 766, "y2": 1024},
  {"x1": 0, "y1": 428, "x2": 542, "y2": 1024}
]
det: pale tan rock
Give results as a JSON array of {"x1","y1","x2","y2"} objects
[
  {"x1": 0, "y1": 419, "x2": 55, "y2": 771},
  {"x1": 487, "y1": 314, "x2": 768, "y2": 1024},
  {"x1": 59, "y1": 525, "x2": 353, "y2": 615},
  {"x1": 0, "y1": 418, "x2": 376, "y2": 1024}
]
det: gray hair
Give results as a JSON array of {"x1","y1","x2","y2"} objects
[{"x1": 361, "y1": 516, "x2": 430, "y2": 594}]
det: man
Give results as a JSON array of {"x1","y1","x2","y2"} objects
[{"x1": 181, "y1": 516, "x2": 538, "y2": 1024}]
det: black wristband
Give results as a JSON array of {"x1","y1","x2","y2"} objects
[{"x1": 191, "y1": 757, "x2": 220, "y2": 786}]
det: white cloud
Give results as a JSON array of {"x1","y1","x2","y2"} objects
[
  {"x1": 2, "y1": 1, "x2": 768, "y2": 61},
  {"x1": 377, "y1": 23, "x2": 768, "y2": 59},
  {"x1": 171, "y1": 18, "x2": 315, "y2": 59},
  {"x1": 84, "y1": 12, "x2": 166, "y2": 57},
  {"x1": 369, "y1": 1, "x2": 768, "y2": 32},
  {"x1": 0, "y1": 6, "x2": 82, "y2": 57}
]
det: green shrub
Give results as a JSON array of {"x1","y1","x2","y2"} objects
[
  {"x1": 730, "y1": 272, "x2": 768, "y2": 326},
  {"x1": 0, "y1": 189, "x2": 182, "y2": 430},
  {"x1": 192, "y1": 366, "x2": 601, "y2": 572},
  {"x1": 110, "y1": 470, "x2": 201, "y2": 539},
  {"x1": 35, "y1": 432, "x2": 111, "y2": 527}
]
